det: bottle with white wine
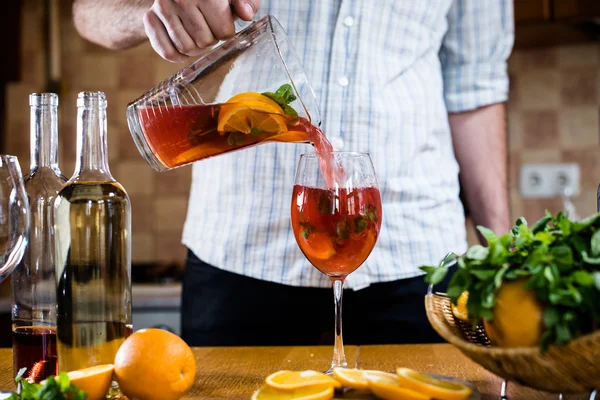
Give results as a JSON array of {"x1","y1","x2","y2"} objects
[{"x1": 54, "y1": 92, "x2": 132, "y2": 373}]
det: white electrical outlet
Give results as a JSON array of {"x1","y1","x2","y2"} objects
[{"x1": 519, "y1": 163, "x2": 580, "y2": 199}]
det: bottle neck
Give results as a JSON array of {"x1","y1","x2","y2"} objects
[
  {"x1": 74, "y1": 102, "x2": 113, "y2": 181},
  {"x1": 30, "y1": 103, "x2": 59, "y2": 170}
]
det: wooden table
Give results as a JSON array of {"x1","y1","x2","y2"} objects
[{"x1": 0, "y1": 345, "x2": 587, "y2": 399}]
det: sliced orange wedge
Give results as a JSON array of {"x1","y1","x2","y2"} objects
[
  {"x1": 265, "y1": 370, "x2": 342, "y2": 391},
  {"x1": 262, "y1": 130, "x2": 308, "y2": 144},
  {"x1": 67, "y1": 364, "x2": 114, "y2": 400},
  {"x1": 332, "y1": 367, "x2": 374, "y2": 390},
  {"x1": 364, "y1": 371, "x2": 430, "y2": 400},
  {"x1": 451, "y1": 291, "x2": 470, "y2": 322},
  {"x1": 396, "y1": 368, "x2": 472, "y2": 400},
  {"x1": 299, "y1": 232, "x2": 336, "y2": 261},
  {"x1": 252, "y1": 384, "x2": 334, "y2": 400},
  {"x1": 218, "y1": 100, "x2": 287, "y2": 134},
  {"x1": 225, "y1": 92, "x2": 283, "y2": 110}
]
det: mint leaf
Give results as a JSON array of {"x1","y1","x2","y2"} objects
[
  {"x1": 275, "y1": 83, "x2": 297, "y2": 103},
  {"x1": 354, "y1": 216, "x2": 367, "y2": 233},
  {"x1": 281, "y1": 104, "x2": 298, "y2": 117},
  {"x1": 419, "y1": 265, "x2": 448, "y2": 285},
  {"x1": 250, "y1": 127, "x2": 265, "y2": 136},
  {"x1": 465, "y1": 245, "x2": 488, "y2": 261},
  {"x1": 573, "y1": 270, "x2": 593, "y2": 286},
  {"x1": 591, "y1": 229, "x2": 600, "y2": 256},
  {"x1": 336, "y1": 220, "x2": 349, "y2": 239},
  {"x1": 262, "y1": 84, "x2": 299, "y2": 117},
  {"x1": 476, "y1": 226, "x2": 497, "y2": 246},
  {"x1": 227, "y1": 132, "x2": 245, "y2": 146}
]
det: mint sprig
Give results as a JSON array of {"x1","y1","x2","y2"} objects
[
  {"x1": 262, "y1": 84, "x2": 299, "y2": 117},
  {"x1": 8, "y1": 368, "x2": 87, "y2": 400},
  {"x1": 420, "y1": 211, "x2": 600, "y2": 351}
]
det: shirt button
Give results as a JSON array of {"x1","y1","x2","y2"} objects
[
  {"x1": 331, "y1": 137, "x2": 345, "y2": 150},
  {"x1": 343, "y1": 16, "x2": 355, "y2": 27},
  {"x1": 338, "y1": 77, "x2": 349, "y2": 87}
]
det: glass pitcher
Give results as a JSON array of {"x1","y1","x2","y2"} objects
[{"x1": 126, "y1": 15, "x2": 322, "y2": 171}]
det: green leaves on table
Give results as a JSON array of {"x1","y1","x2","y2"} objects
[
  {"x1": 420, "y1": 210, "x2": 600, "y2": 350},
  {"x1": 7, "y1": 368, "x2": 87, "y2": 400}
]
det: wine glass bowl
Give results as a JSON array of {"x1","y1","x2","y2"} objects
[
  {"x1": 0, "y1": 155, "x2": 30, "y2": 283},
  {"x1": 291, "y1": 151, "x2": 381, "y2": 373}
]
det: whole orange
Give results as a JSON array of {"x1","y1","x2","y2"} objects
[
  {"x1": 114, "y1": 328, "x2": 196, "y2": 400},
  {"x1": 484, "y1": 278, "x2": 544, "y2": 347}
]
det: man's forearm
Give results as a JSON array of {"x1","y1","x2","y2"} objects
[
  {"x1": 449, "y1": 103, "x2": 511, "y2": 241},
  {"x1": 73, "y1": 0, "x2": 151, "y2": 50}
]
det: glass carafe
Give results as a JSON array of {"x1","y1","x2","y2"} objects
[
  {"x1": 54, "y1": 92, "x2": 132, "y2": 373},
  {"x1": 12, "y1": 93, "x2": 67, "y2": 383},
  {"x1": 126, "y1": 15, "x2": 321, "y2": 171}
]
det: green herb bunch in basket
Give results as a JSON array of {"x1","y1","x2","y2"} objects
[{"x1": 421, "y1": 211, "x2": 600, "y2": 394}]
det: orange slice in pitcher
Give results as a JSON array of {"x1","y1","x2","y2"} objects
[
  {"x1": 299, "y1": 232, "x2": 336, "y2": 261},
  {"x1": 262, "y1": 130, "x2": 308, "y2": 144},
  {"x1": 218, "y1": 99, "x2": 287, "y2": 134},
  {"x1": 396, "y1": 368, "x2": 472, "y2": 400},
  {"x1": 225, "y1": 92, "x2": 283, "y2": 110}
]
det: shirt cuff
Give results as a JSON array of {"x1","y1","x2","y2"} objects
[{"x1": 443, "y1": 62, "x2": 509, "y2": 113}]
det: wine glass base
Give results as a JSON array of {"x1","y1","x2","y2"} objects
[{"x1": 324, "y1": 363, "x2": 348, "y2": 376}]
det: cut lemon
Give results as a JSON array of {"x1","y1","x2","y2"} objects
[
  {"x1": 252, "y1": 384, "x2": 334, "y2": 400},
  {"x1": 265, "y1": 370, "x2": 342, "y2": 391},
  {"x1": 364, "y1": 371, "x2": 430, "y2": 400},
  {"x1": 299, "y1": 232, "x2": 336, "y2": 261},
  {"x1": 218, "y1": 100, "x2": 287, "y2": 134},
  {"x1": 451, "y1": 291, "x2": 469, "y2": 322},
  {"x1": 67, "y1": 364, "x2": 114, "y2": 400},
  {"x1": 396, "y1": 368, "x2": 472, "y2": 400},
  {"x1": 332, "y1": 367, "x2": 373, "y2": 390}
]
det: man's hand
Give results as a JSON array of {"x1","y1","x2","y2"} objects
[{"x1": 144, "y1": 0, "x2": 259, "y2": 62}]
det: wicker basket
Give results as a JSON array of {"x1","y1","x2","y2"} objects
[{"x1": 425, "y1": 293, "x2": 600, "y2": 394}]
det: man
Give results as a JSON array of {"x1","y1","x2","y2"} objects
[{"x1": 73, "y1": 0, "x2": 513, "y2": 346}]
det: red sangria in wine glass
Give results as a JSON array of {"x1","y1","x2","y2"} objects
[{"x1": 291, "y1": 152, "x2": 382, "y2": 374}]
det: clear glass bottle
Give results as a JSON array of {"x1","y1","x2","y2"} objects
[
  {"x1": 11, "y1": 93, "x2": 67, "y2": 383},
  {"x1": 54, "y1": 92, "x2": 132, "y2": 373}
]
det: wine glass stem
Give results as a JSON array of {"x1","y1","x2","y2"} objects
[{"x1": 331, "y1": 279, "x2": 348, "y2": 371}]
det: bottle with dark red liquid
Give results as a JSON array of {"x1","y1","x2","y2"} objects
[{"x1": 11, "y1": 93, "x2": 67, "y2": 382}]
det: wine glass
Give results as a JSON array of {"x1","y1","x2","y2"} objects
[
  {"x1": 0, "y1": 155, "x2": 30, "y2": 283},
  {"x1": 291, "y1": 152, "x2": 382, "y2": 374}
]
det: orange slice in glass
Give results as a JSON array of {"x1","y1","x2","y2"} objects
[
  {"x1": 396, "y1": 368, "x2": 472, "y2": 400},
  {"x1": 265, "y1": 370, "x2": 342, "y2": 391},
  {"x1": 252, "y1": 384, "x2": 334, "y2": 400},
  {"x1": 364, "y1": 371, "x2": 430, "y2": 400},
  {"x1": 299, "y1": 232, "x2": 336, "y2": 261}
]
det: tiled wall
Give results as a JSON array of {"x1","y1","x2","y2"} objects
[
  {"x1": 5, "y1": 0, "x2": 192, "y2": 266},
  {"x1": 507, "y1": 43, "x2": 600, "y2": 226},
  {"x1": 5, "y1": 2, "x2": 600, "y2": 261}
]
